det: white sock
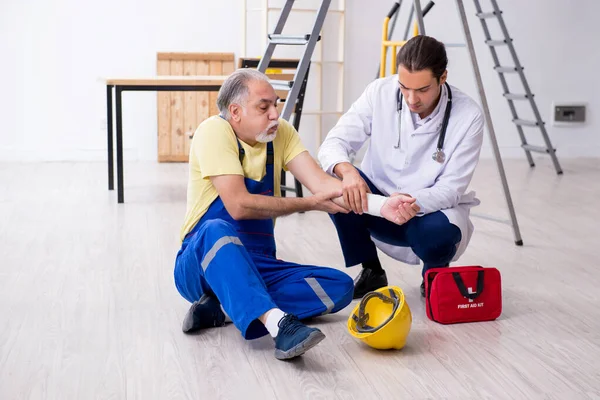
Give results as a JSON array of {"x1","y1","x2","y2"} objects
[
  {"x1": 220, "y1": 305, "x2": 232, "y2": 323},
  {"x1": 264, "y1": 308, "x2": 286, "y2": 338}
]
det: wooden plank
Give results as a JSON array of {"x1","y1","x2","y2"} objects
[
  {"x1": 222, "y1": 61, "x2": 235, "y2": 76},
  {"x1": 154, "y1": 52, "x2": 234, "y2": 163},
  {"x1": 265, "y1": 73, "x2": 295, "y2": 81},
  {"x1": 157, "y1": 52, "x2": 234, "y2": 61},
  {"x1": 170, "y1": 61, "x2": 185, "y2": 159},
  {"x1": 105, "y1": 76, "x2": 227, "y2": 86},
  {"x1": 156, "y1": 60, "x2": 171, "y2": 161},
  {"x1": 195, "y1": 61, "x2": 210, "y2": 132},
  {"x1": 157, "y1": 154, "x2": 190, "y2": 162},
  {"x1": 208, "y1": 61, "x2": 223, "y2": 117},
  {"x1": 183, "y1": 61, "x2": 196, "y2": 159}
]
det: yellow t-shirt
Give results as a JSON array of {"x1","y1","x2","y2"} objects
[{"x1": 179, "y1": 116, "x2": 307, "y2": 242}]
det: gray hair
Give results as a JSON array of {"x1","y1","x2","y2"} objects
[{"x1": 217, "y1": 69, "x2": 270, "y2": 119}]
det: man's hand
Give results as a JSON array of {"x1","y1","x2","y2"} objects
[
  {"x1": 334, "y1": 162, "x2": 370, "y2": 214},
  {"x1": 380, "y1": 193, "x2": 420, "y2": 225},
  {"x1": 310, "y1": 189, "x2": 349, "y2": 214}
]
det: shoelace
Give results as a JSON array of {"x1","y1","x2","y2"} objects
[{"x1": 277, "y1": 314, "x2": 303, "y2": 335}]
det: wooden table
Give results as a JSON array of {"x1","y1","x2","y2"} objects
[{"x1": 105, "y1": 76, "x2": 227, "y2": 203}]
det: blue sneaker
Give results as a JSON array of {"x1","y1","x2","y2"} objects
[
  {"x1": 274, "y1": 314, "x2": 326, "y2": 360},
  {"x1": 182, "y1": 294, "x2": 226, "y2": 333}
]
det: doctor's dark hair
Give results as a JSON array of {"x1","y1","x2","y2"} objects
[{"x1": 396, "y1": 35, "x2": 448, "y2": 81}]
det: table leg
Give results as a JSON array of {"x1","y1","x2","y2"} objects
[
  {"x1": 107, "y1": 85, "x2": 114, "y2": 190},
  {"x1": 116, "y1": 86, "x2": 124, "y2": 203}
]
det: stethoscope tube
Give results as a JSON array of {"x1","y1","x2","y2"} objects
[{"x1": 395, "y1": 82, "x2": 452, "y2": 163}]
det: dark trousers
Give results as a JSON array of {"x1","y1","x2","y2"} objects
[{"x1": 330, "y1": 170, "x2": 462, "y2": 277}]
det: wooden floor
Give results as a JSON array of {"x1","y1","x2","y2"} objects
[{"x1": 1, "y1": 157, "x2": 600, "y2": 399}]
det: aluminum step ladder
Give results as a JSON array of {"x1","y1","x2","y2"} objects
[
  {"x1": 257, "y1": 0, "x2": 330, "y2": 121},
  {"x1": 474, "y1": 0, "x2": 563, "y2": 175},
  {"x1": 256, "y1": 0, "x2": 331, "y2": 199}
]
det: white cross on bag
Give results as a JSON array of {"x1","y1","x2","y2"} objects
[{"x1": 467, "y1": 287, "x2": 476, "y2": 303}]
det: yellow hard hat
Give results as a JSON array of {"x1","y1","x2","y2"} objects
[{"x1": 347, "y1": 286, "x2": 412, "y2": 350}]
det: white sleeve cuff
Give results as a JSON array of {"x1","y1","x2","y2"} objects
[{"x1": 366, "y1": 193, "x2": 387, "y2": 217}]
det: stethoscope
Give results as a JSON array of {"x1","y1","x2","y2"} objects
[{"x1": 395, "y1": 82, "x2": 452, "y2": 164}]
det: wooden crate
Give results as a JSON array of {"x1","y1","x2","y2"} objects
[{"x1": 157, "y1": 52, "x2": 235, "y2": 162}]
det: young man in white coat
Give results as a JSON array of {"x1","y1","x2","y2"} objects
[{"x1": 318, "y1": 35, "x2": 484, "y2": 299}]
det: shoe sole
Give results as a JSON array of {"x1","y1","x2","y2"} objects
[
  {"x1": 182, "y1": 301, "x2": 204, "y2": 333},
  {"x1": 274, "y1": 330, "x2": 326, "y2": 360}
]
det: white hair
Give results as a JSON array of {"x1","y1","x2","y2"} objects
[{"x1": 217, "y1": 69, "x2": 270, "y2": 119}]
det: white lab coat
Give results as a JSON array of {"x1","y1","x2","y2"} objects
[{"x1": 318, "y1": 75, "x2": 484, "y2": 265}]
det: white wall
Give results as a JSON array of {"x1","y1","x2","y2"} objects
[
  {"x1": 1, "y1": 0, "x2": 598, "y2": 162},
  {"x1": 0, "y1": 0, "x2": 242, "y2": 162}
]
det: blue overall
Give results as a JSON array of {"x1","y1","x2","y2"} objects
[
  {"x1": 174, "y1": 140, "x2": 354, "y2": 340},
  {"x1": 330, "y1": 169, "x2": 462, "y2": 277}
]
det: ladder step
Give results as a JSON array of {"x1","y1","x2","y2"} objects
[
  {"x1": 495, "y1": 66, "x2": 522, "y2": 73},
  {"x1": 268, "y1": 34, "x2": 320, "y2": 45},
  {"x1": 522, "y1": 144, "x2": 554, "y2": 154},
  {"x1": 486, "y1": 39, "x2": 512, "y2": 46},
  {"x1": 476, "y1": 11, "x2": 501, "y2": 19},
  {"x1": 270, "y1": 80, "x2": 294, "y2": 91},
  {"x1": 504, "y1": 93, "x2": 531, "y2": 100},
  {"x1": 513, "y1": 119, "x2": 542, "y2": 127}
]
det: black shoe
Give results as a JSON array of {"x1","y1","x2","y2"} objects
[
  {"x1": 353, "y1": 268, "x2": 388, "y2": 299},
  {"x1": 274, "y1": 314, "x2": 325, "y2": 360},
  {"x1": 182, "y1": 294, "x2": 226, "y2": 333},
  {"x1": 420, "y1": 280, "x2": 426, "y2": 298}
]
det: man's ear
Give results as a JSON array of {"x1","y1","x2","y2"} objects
[
  {"x1": 439, "y1": 70, "x2": 448, "y2": 85},
  {"x1": 229, "y1": 103, "x2": 242, "y2": 122}
]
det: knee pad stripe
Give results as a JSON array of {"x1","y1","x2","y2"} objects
[
  {"x1": 201, "y1": 236, "x2": 243, "y2": 271},
  {"x1": 305, "y1": 277, "x2": 335, "y2": 315}
]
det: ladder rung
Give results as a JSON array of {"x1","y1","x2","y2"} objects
[
  {"x1": 522, "y1": 144, "x2": 554, "y2": 154},
  {"x1": 513, "y1": 119, "x2": 542, "y2": 127},
  {"x1": 495, "y1": 66, "x2": 522, "y2": 73},
  {"x1": 504, "y1": 93, "x2": 531, "y2": 100},
  {"x1": 477, "y1": 11, "x2": 501, "y2": 19},
  {"x1": 268, "y1": 34, "x2": 320, "y2": 45},
  {"x1": 270, "y1": 80, "x2": 294, "y2": 91},
  {"x1": 486, "y1": 39, "x2": 511, "y2": 46}
]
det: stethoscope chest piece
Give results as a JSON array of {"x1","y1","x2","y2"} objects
[{"x1": 432, "y1": 149, "x2": 446, "y2": 163}]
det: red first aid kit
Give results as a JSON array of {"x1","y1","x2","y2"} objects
[{"x1": 425, "y1": 266, "x2": 502, "y2": 324}]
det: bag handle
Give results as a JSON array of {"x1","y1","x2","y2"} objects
[{"x1": 452, "y1": 270, "x2": 484, "y2": 300}]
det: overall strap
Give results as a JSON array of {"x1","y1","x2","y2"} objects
[
  {"x1": 265, "y1": 141, "x2": 275, "y2": 192},
  {"x1": 266, "y1": 141, "x2": 274, "y2": 165},
  {"x1": 237, "y1": 139, "x2": 245, "y2": 164},
  {"x1": 235, "y1": 140, "x2": 273, "y2": 165},
  {"x1": 235, "y1": 139, "x2": 275, "y2": 190}
]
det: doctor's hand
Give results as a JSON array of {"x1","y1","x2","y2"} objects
[
  {"x1": 338, "y1": 167, "x2": 371, "y2": 215},
  {"x1": 381, "y1": 194, "x2": 420, "y2": 225}
]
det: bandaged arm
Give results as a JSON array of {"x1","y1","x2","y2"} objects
[{"x1": 365, "y1": 193, "x2": 387, "y2": 217}]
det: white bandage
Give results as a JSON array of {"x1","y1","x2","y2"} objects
[{"x1": 366, "y1": 193, "x2": 387, "y2": 217}]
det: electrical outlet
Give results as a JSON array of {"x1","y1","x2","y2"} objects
[{"x1": 552, "y1": 103, "x2": 586, "y2": 127}]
